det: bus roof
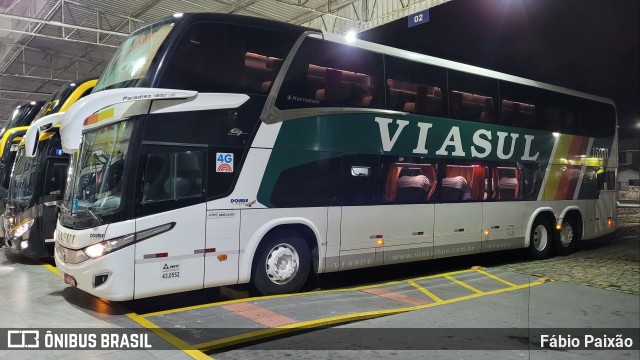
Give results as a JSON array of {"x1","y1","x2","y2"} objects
[{"x1": 134, "y1": 12, "x2": 314, "y2": 38}]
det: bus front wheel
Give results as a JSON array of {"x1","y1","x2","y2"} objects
[
  {"x1": 529, "y1": 217, "x2": 553, "y2": 260},
  {"x1": 251, "y1": 230, "x2": 311, "y2": 296}
]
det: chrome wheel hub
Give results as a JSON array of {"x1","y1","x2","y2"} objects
[
  {"x1": 265, "y1": 243, "x2": 299, "y2": 285},
  {"x1": 560, "y1": 222, "x2": 574, "y2": 247}
]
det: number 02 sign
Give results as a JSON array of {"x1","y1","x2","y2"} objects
[
  {"x1": 408, "y1": 9, "x2": 429, "y2": 28},
  {"x1": 216, "y1": 152, "x2": 234, "y2": 173}
]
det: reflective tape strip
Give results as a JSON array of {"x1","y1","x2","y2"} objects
[
  {"x1": 194, "y1": 248, "x2": 216, "y2": 254},
  {"x1": 143, "y1": 252, "x2": 168, "y2": 259}
]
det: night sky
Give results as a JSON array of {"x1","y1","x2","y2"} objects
[{"x1": 360, "y1": 0, "x2": 639, "y2": 140}]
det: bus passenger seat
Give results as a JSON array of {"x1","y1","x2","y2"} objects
[
  {"x1": 441, "y1": 176, "x2": 470, "y2": 201},
  {"x1": 395, "y1": 168, "x2": 430, "y2": 203}
]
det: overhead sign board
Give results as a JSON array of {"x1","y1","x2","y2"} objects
[{"x1": 408, "y1": 9, "x2": 430, "y2": 28}]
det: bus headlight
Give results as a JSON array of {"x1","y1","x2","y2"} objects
[
  {"x1": 83, "y1": 234, "x2": 135, "y2": 259},
  {"x1": 12, "y1": 219, "x2": 34, "y2": 238}
]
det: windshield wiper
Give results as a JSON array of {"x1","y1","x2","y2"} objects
[{"x1": 75, "y1": 208, "x2": 103, "y2": 226}]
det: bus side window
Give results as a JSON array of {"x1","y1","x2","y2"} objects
[
  {"x1": 383, "y1": 157, "x2": 437, "y2": 204},
  {"x1": 448, "y1": 70, "x2": 499, "y2": 124},
  {"x1": 342, "y1": 154, "x2": 380, "y2": 206},
  {"x1": 442, "y1": 164, "x2": 485, "y2": 202},
  {"x1": 384, "y1": 56, "x2": 447, "y2": 117},
  {"x1": 141, "y1": 150, "x2": 204, "y2": 204},
  {"x1": 275, "y1": 37, "x2": 384, "y2": 110}
]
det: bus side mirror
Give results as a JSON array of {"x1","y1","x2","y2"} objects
[{"x1": 24, "y1": 129, "x2": 40, "y2": 157}]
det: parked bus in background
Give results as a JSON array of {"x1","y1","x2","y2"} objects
[
  {"x1": 3, "y1": 79, "x2": 97, "y2": 257},
  {"x1": 0, "y1": 101, "x2": 45, "y2": 245},
  {"x1": 31, "y1": 14, "x2": 616, "y2": 301},
  {"x1": 0, "y1": 101, "x2": 45, "y2": 209}
]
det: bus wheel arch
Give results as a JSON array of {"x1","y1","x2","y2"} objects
[
  {"x1": 555, "y1": 209, "x2": 582, "y2": 255},
  {"x1": 528, "y1": 211, "x2": 556, "y2": 260},
  {"x1": 250, "y1": 224, "x2": 318, "y2": 295}
]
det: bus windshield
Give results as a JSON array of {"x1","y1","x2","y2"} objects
[
  {"x1": 64, "y1": 121, "x2": 134, "y2": 217},
  {"x1": 7, "y1": 148, "x2": 38, "y2": 208},
  {"x1": 93, "y1": 21, "x2": 174, "y2": 92}
]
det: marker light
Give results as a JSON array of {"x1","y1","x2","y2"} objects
[
  {"x1": 217, "y1": 254, "x2": 228, "y2": 261},
  {"x1": 376, "y1": 239, "x2": 384, "y2": 246},
  {"x1": 483, "y1": 230, "x2": 490, "y2": 236},
  {"x1": 607, "y1": 218, "x2": 614, "y2": 228},
  {"x1": 555, "y1": 224, "x2": 562, "y2": 230}
]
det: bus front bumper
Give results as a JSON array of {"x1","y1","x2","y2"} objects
[{"x1": 54, "y1": 243, "x2": 135, "y2": 301}]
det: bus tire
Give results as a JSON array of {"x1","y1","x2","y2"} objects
[
  {"x1": 529, "y1": 216, "x2": 553, "y2": 260},
  {"x1": 555, "y1": 215, "x2": 581, "y2": 256},
  {"x1": 251, "y1": 229, "x2": 310, "y2": 296}
]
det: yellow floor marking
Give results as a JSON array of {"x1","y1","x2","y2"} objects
[
  {"x1": 195, "y1": 307, "x2": 413, "y2": 352},
  {"x1": 142, "y1": 281, "x2": 404, "y2": 318},
  {"x1": 125, "y1": 313, "x2": 212, "y2": 360},
  {"x1": 474, "y1": 269, "x2": 517, "y2": 287},
  {"x1": 142, "y1": 269, "x2": 474, "y2": 318},
  {"x1": 192, "y1": 281, "x2": 544, "y2": 352},
  {"x1": 42, "y1": 262, "x2": 60, "y2": 277},
  {"x1": 443, "y1": 275, "x2": 483, "y2": 294},
  {"x1": 407, "y1": 280, "x2": 443, "y2": 303}
]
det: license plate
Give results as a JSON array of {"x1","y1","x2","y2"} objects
[{"x1": 64, "y1": 273, "x2": 77, "y2": 287}]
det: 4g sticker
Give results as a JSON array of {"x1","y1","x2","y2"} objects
[{"x1": 216, "y1": 153, "x2": 234, "y2": 173}]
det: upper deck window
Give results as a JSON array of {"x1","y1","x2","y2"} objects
[
  {"x1": 94, "y1": 22, "x2": 174, "y2": 92},
  {"x1": 448, "y1": 70, "x2": 499, "y2": 124},
  {"x1": 157, "y1": 22, "x2": 298, "y2": 94},
  {"x1": 276, "y1": 37, "x2": 384, "y2": 109},
  {"x1": 384, "y1": 56, "x2": 447, "y2": 117}
]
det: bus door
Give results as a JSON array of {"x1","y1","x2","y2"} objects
[
  {"x1": 134, "y1": 145, "x2": 207, "y2": 297},
  {"x1": 339, "y1": 155, "x2": 435, "y2": 270},
  {"x1": 42, "y1": 155, "x2": 69, "y2": 243}
]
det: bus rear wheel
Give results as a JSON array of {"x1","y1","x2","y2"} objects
[
  {"x1": 555, "y1": 216, "x2": 580, "y2": 256},
  {"x1": 251, "y1": 230, "x2": 310, "y2": 296},
  {"x1": 529, "y1": 217, "x2": 553, "y2": 260}
]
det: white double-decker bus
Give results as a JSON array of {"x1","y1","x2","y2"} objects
[{"x1": 26, "y1": 13, "x2": 617, "y2": 301}]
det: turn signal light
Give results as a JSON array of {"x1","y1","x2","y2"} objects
[
  {"x1": 555, "y1": 224, "x2": 562, "y2": 230},
  {"x1": 376, "y1": 239, "x2": 384, "y2": 246},
  {"x1": 607, "y1": 218, "x2": 614, "y2": 228},
  {"x1": 217, "y1": 254, "x2": 228, "y2": 261},
  {"x1": 483, "y1": 230, "x2": 490, "y2": 236}
]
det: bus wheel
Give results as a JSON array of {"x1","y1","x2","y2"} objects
[
  {"x1": 555, "y1": 217, "x2": 580, "y2": 256},
  {"x1": 529, "y1": 217, "x2": 552, "y2": 260},
  {"x1": 252, "y1": 230, "x2": 310, "y2": 296}
]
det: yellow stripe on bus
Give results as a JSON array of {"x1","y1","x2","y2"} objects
[
  {"x1": 59, "y1": 79, "x2": 98, "y2": 112},
  {"x1": 542, "y1": 134, "x2": 573, "y2": 200},
  {"x1": 0, "y1": 126, "x2": 29, "y2": 157}
]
